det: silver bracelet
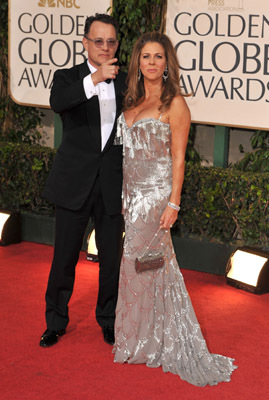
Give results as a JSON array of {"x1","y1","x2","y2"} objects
[{"x1": 168, "y1": 202, "x2": 180, "y2": 211}]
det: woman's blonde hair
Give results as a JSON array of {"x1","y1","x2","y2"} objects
[{"x1": 124, "y1": 32, "x2": 182, "y2": 112}]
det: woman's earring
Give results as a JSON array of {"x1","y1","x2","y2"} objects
[
  {"x1": 163, "y1": 66, "x2": 169, "y2": 82},
  {"x1": 138, "y1": 68, "x2": 141, "y2": 81}
]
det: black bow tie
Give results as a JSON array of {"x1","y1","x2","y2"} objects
[{"x1": 105, "y1": 79, "x2": 111, "y2": 84}]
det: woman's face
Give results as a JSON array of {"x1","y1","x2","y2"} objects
[{"x1": 139, "y1": 41, "x2": 166, "y2": 81}]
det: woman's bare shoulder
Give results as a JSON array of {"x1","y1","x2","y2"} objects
[
  {"x1": 169, "y1": 95, "x2": 191, "y2": 123},
  {"x1": 171, "y1": 94, "x2": 189, "y2": 110}
]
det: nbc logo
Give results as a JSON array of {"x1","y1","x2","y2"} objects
[{"x1": 38, "y1": 0, "x2": 80, "y2": 8}]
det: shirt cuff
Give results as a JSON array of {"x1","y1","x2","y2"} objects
[{"x1": 83, "y1": 74, "x2": 97, "y2": 99}]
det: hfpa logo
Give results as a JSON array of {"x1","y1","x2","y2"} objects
[{"x1": 38, "y1": 0, "x2": 80, "y2": 8}]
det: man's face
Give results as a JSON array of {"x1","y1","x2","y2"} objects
[{"x1": 82, "y1": 21, "x2": 118, "y2": 68}]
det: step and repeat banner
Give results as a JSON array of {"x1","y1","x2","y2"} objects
[
  {"x1": 9, "y1": 0, "x2": 269, "y2": 129},
  {"x1": 166, "y1": 0, "x2": 269, "y2": 129},
  {"x1": 8, "y1": 0, "x2": 110, "y2": 107}
]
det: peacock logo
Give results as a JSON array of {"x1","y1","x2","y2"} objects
[{"x1": 38, "y1": 0, "x2": 56, "y2": 6}]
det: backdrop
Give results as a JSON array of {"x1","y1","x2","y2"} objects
[
  {"x1": 166, "y1": 0, "x2": 269, "y2": 129},
  {"x1": 9, "y1": 0, "x2": 111, "y2": 107}
]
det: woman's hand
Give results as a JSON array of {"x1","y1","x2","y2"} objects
[{"x1": 160, "y1": 206, "x2": 178, "y2": 230}]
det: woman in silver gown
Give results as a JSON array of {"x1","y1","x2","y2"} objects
[{"x1": 113, "y1": 32, "x2": 237, "y2": 386}]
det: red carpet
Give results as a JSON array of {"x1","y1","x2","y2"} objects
[{"x1": 1, "y1": 242, "x2": 269, "y2": 400}]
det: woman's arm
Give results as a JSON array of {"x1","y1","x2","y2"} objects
[{"x1": 159, "y1": 95, "x2": 191, "y2": 230}]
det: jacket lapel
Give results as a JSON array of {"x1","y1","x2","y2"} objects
[{"x1": 79, "y1": 61, "x2": 102, "y2": 152}]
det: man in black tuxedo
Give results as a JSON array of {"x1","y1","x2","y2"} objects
[{"x1": 40, "y1": 14, "x2": 126, "y2": 347}]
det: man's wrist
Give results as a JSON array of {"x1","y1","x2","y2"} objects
[{"x1": 91, "y1": 71, "x2": 105, "y2": 86}]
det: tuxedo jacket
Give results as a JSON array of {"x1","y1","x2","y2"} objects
[{"x1": 43, "y1": 60, "x2": 126, "y2": 215}]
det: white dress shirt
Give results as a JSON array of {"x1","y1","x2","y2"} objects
[{"x1": 83, "y1": 61, "x2": 116, "y2": 150}]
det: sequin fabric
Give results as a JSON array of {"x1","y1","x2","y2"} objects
[{"x1": 113, "y1": 113, "x2": 237, "y2": 386}]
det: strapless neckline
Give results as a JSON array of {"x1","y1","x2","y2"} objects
[{"x1": 121, "y1": 112, "x2": 169, "y2": 130}]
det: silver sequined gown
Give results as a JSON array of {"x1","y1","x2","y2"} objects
[{"x1": 113, "y1": 113, "x2": 237, "y2": 386}]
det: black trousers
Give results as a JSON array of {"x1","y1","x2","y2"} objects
[{"x1": 45, "y1": 176, "x2": 124, "y2": 331}]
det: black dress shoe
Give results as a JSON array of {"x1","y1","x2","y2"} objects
[
  {"x1": 102, "y1": 326, "x2": 115, "y2": 345},
  {"x1": 39, "y1": 328, "x2": 66, "y2": 348}
]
